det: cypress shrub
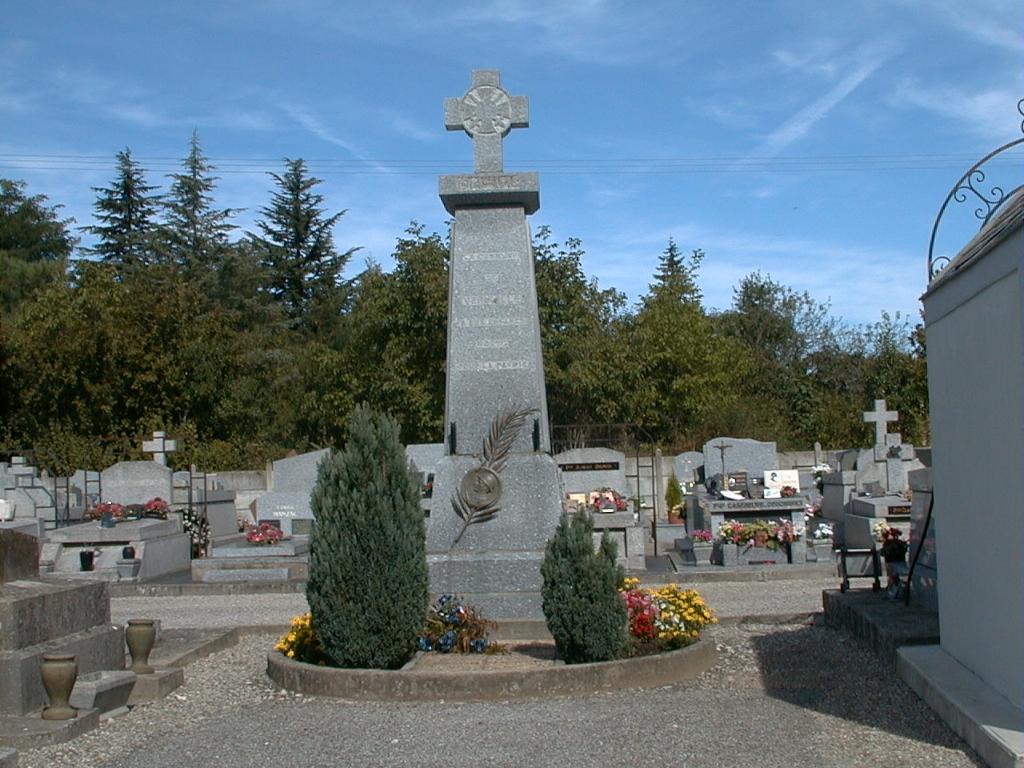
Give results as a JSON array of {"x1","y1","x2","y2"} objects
[
  {"x1": 665, "y1": 469, "x2": 683, "y2": 512},
  {"x1": 541, "y1": 512, "x2": 628, "y2": 664},
  {"x1": 306, "y1": 404, "x2": 428, "y2": 669}
]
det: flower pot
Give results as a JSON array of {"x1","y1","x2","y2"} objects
[
  {"x1": 40, "y1": 654, "x2": 78, "y2": 720},
  {"x1": 692, "y1": 542, "x2": 713, "y2": 567},
  {"x1": 126, "y1": 619, "x2": 157, "y2": 674},
  {"x1": 117, "y1": 559, "x2": 141, "y2": 580},
  {"x1": 812, "y1": 538, "x2": 835, "y2": 562},
  {"x1": 121, "y1": 545, "x2": 136, "y2": 559},
  {"x1": 79, "y1": 550, "x2": 95, "y2": 571},
  {"x1": 715, "y1": 541, "x2": 738, "y2": 566}
]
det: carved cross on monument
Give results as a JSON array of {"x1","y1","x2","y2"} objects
[
  {"x1": 715, "y1": 441, "x2": 732, "y2": 478},
  {"x1": 444, "y1": 70, "x2": 529, "y2": 174},
  {"x1": 142, "y1": 430, "x2": 177, "y2": 467},
  {"x1": 863, "y1": 399, "x2": 898, "y2": 446}
]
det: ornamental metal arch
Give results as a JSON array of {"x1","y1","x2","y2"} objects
[{"x1": 927, "y1": 98, "x2": 1024, "y2": 282}]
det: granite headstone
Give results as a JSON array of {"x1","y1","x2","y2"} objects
[{"x1": 255, "y1": 449, "x2": 330, "y2": 536}]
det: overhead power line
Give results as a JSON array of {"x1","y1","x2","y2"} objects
[{"x1": 0, "y1": 151, "x2": 1020, "y2": 175}]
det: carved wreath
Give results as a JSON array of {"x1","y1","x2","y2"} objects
[{"x1": 451, "y1": 406, "x2": 536, "y2": 545}]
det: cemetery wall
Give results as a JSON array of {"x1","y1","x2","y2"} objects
[{"x1": 924, "y1": 229, "x2": 1023, "y2": 710}]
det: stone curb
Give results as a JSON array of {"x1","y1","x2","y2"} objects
[{"x1": 266, "y1": 637, "x2": 717, "y2": 702}]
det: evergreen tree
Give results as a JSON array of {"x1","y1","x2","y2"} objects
[
  {"x1": 83, "y1": 148, "x2": 160, "y2": 269},
  {"x1": 162, "y1": 130, "x2": 236, "y2": 273},
  {"x1": 306, "y1": 404, "x2": 428, "y2": 669},
  {"x1": 541, "y1": 513, "x2": 627, "y2": 664},
  {"x1": 252, "y1": 158, "x2": 356, "y2": 329}
]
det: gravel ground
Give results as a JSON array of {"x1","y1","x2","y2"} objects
[
  {"x1": 108, "y1": 576, "x2": 840, "y2": 628},
  {"x1": 17, "y1": 622, "x2": 982, "y2": 768}
]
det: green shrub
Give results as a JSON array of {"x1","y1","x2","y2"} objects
[
  {"x1": 541, "y1": 512, "x2": 628, "y2": 664},
  {"x1": 665, "y1": 469, "x2": 683, "y2": 512},
  {"x1": 305, "y1": 404, "x2": 428, "y2": 669}
]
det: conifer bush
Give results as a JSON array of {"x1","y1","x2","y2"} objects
[
  {"x1": 541, "y1": 512, "x2": 628, "y2": 664},
  {"x1": 305, "y1": 404, "x2": 428, "y2": 669},
  {"x1": 665, "y1": 469, "x2": 683, "y2": 513}
]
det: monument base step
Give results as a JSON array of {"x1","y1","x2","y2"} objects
[
  {"x1": 127, "y1": 668, "x2": 184, "y2": 704},
  {"x1": 0, "y1": 708, "x2": 100, "y2": 750}
]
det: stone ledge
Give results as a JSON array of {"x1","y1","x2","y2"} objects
[
  {"x1": 439, "y1": 173, "x2": 539, "y2": 214},
  {"x1": 0, "y1": 708, "x2": 99, "y2": 751},
  {"x1": 898, "y1": 645, "x2": 1024, "y2": 768},
  {"x1": 127, "y1": 668, "x2": 184, "y2": 704},
  {"x1": 822, "y1": 588, "x2": 939, "y2": 667},
  {"x1": 266, "y1": 637, "x2": 716, "y2": 702}
]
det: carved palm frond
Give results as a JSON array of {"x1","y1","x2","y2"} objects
[{"x1": 482, "y1": 406, "x2": 535, "y2": 473}]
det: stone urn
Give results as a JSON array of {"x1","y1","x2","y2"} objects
[
  {"x1": 692, "y1": 541, "x2": 713, "y2": 567},
  {"x1": 117, "y1": 558, "x2": 141, "y2": 580},
  {"x1": 812, "y1": 538, "x2": 835, "y2": 562},
  {"x1": 126, "y1": 619, "x2": 157, "y2": 674},
  {"x1": 40, "y1": 654, "x2": 78, "y2": 720}
]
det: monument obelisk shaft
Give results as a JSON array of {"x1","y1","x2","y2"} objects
[{"x1": 425, "y1": 70, "x2": 563, "y2": 620}]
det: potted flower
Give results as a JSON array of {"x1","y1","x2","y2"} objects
[
  {"x1": 143, "y1": 497, "x2": 170, "y2": 519},
  {"x1": 716, "y1": 520, "x2": 744, "y2": 566},
  {"x1": 810, "y1": 521, "x2": 835, "y2": 562},
  {"x1": 246, "y1": 522, "x2": 285, "y2": 546},
  {"x1": 590, "y1": 488, "x2": 628, "y2": 514},
  {"x1": 875, "y1": 523, "x2": 909, "y2": 594},
  {"x1": 94, "y1": 501, "x2": 124, "y2": 528},
  {"x1": 690, "y1": 528, "x2": 714, "y2": 566}
]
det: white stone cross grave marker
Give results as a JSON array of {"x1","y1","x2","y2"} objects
[
  {"x1": 863, "y1": 399, "x2": 898, "y2": 446},
  {"x1": 141, "y1": 431, "x2": 177, "y2": 467},
  {"x1": 444, "y1": 70, "x2": 529, "y2": 174}
]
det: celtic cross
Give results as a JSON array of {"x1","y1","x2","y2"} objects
[{"x1": 444, "y1": 70, "x2": 529, "y2": 174}]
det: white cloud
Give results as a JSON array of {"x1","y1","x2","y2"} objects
[
  {"x1": 893, "y1": 80, "x2": 1024, "y2": 142},
  {"x1": 755, "y1": 41, "x2": 897, "y2": 157}
]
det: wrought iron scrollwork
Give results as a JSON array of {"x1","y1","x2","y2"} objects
[{"x1": 928, "y1": 98, "x2": 1024, "y2": 282}]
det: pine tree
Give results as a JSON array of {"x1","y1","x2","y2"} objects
[
  {"x1": 162, "y1": 130, "x2": 236, "y2": 273},
  {"x1": 83, "y1": 148, "x2": 160, "y2": 269},
  {"x1": 541, "y1": 512, "x2": 627, "y2": 664},
  {"x1": 306, "y1": 404, "x2": 428, "y2": 669},
  {"x1": 645, "y1": 238, "x2": 703, "y2": 307},
  {"x1": 252, "y1": 158, "x2": 356, "y2": 329}
]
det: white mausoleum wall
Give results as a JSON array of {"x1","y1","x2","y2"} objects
[{"x1": 924, "y1": 229, "x2": 1024, "y2": 710}]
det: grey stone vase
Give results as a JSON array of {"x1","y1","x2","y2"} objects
[
  {"x1": 126, "y1": 619, "x2": 157, "y2": 674},
  {"x1": 40, "y1": 653, "x2": 78, "y2": 720}
]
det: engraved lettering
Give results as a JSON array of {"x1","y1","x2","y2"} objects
[
  {"x1": 462, "y1": 251, "x2": 520, "y2": 263},
  {"x1": 461, "y1": 294, "x2": 523, "y2": 307}
]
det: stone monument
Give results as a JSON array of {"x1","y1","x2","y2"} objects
[{"x1": 425, "y1": 70, "x2": 563, "y2": 619}]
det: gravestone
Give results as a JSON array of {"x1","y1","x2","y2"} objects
[
  {"x1": 100, "y1": 461, "x2": 173, "y2": 507},
  {"x1": 702, "y1": 437, "x2": 777, "y2": 489},
  {"x1": 254, "y1": 449, "x2": 330, "y2": 536},
  {"x1": 425, "y1": 70, "x2": 563, "y2": 619},
  {"x1": 0, "y1": 528, "x2": 38, "y2": 582},
  {"x1": 674, "y1": 451, "x2": 704, "y2": 486},
  {"x1": 555, "y1": 448, "x2": 642, "y2": 570},
  {"x1": 555, "y1": 447, "x2": 632, "y2": 498},
  {"x1": 141, "y1": 430, "x2": 177, "y2": 467},
  {"x1": 839, "y1": 403, "x2": 929, "y2": 548}
]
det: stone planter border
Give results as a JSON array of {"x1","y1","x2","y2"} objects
[{"x1": 267, "y1": 637, "x2": 716, "y2": 702}]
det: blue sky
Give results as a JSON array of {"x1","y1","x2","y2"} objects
[{"x1": 3, "y1": 0, "x2": 1022, "y2": 326}]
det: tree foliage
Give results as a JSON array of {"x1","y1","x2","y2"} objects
[
  {"x1": 82, "y1": 148, "x2": 160, "y2": 269},
  {"x1": 0, "y1": 158, "x2": 931, "y2": 469},
  {"x1": 251, "y1": 158, "x2": 355, "y2": 331},
  {"x1": 306, "y1": 404, "x2": 428, "y2": 669},
  {"x1": 161, "y1": 130, "x2": 236, "y2": 275},
  {"x1": 0, "y1": 179, "x2": 76, "y2": 316}
]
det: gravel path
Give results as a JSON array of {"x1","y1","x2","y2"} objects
[
  {"x1": 108, "y1": 576, "x2": 840, "y2": 628},
  {"x1": 18, "y1": 622, "x2": 982, "y2": 768}
]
